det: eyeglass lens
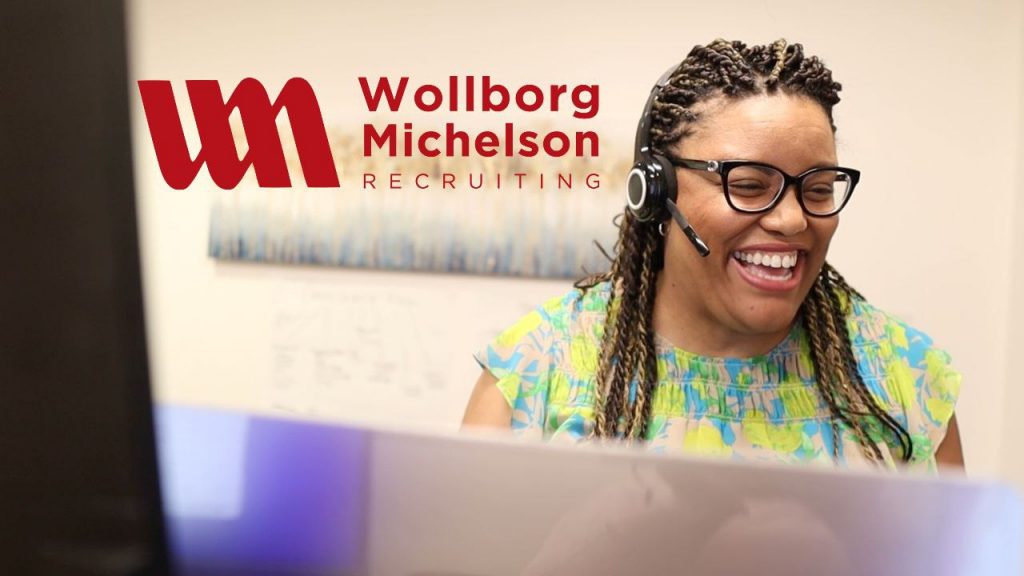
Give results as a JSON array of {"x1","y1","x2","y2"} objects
[{"x1": 725, "y1": 165, "x2": 853, "y2": 215}]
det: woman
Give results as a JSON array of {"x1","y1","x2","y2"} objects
[{"x1": 462, "y1": 39, "x2": 963, "y2": 472}]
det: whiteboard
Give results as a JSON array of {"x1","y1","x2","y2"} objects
[{"x1": 266, "y1": 274, "x2": 566, "y2": 427}]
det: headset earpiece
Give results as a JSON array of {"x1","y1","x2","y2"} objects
[
  {"x1": 626, "y1": 152, "x2": 675, "y2": 223},
  {"x1": 626, "y1": 67, "x2": 679, "y2": 224}
]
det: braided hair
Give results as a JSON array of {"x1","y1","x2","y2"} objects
[{"x1": 577, "y1": 39, "x2": 912, "y2": 465}]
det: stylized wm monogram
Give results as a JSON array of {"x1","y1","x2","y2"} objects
[{"x1": 137, "y1": 78, "x2": 339, "y2": 189}]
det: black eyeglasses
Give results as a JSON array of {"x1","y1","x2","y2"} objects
[{"x1": 668, "y1": 156, "x2": 860, "y2": 217}]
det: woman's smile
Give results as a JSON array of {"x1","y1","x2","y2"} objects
[{"x1": 729, "y1": 245, "x2": 806, "y2": 292}]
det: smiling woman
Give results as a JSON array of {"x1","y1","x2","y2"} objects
[{"x1": 462, "y1": 38, "x2": 963, "y2": 473}]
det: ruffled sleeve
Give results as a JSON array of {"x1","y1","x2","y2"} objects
[
  {"x1": 848, "y1": 300, "x2": 962, "y2": 470},
  {"x1": 474, "y1": 299, "x2": 559, "y2": 434},
  {"x1": 914, "y1": 345, "x2": 962, "y2": 464}
]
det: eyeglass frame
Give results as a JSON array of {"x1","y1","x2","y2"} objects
[{"x1": 666, "y1": 155, "x2": 861, "y2": 217}]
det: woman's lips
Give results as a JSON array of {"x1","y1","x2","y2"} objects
[{"x1": 729, "y1": 249, "x2": 805, "y2": 292}]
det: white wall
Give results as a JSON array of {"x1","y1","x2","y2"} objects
[
  {"x1": 129, "y1": 0, "x2": 1024, "y2": 479},
  {"x1": 1002, "y1": 4, "x2": 1024, "y2": 488}
]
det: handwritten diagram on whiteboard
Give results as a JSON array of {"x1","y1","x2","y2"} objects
[{"x1": 265, "y1": 278, "x2": 562, "y2": 429}]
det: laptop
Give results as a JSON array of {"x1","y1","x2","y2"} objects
[{"x1": 158, "y1": 404, "x2": 1022, "y2": 576}]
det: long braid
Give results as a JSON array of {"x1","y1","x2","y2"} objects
[
  {"x1": 808, "y1": 275, "x2": 885, "y2": 463},
  {"x1": 577, "y1": 38, "x2": 913, "y2": 465},
  {"x1": 588, "y1": 217, "x2": 635, "y2": 436},
  {"x1": 579, "y1": 212, "x2": 660, "y2": 439},
  {"x1": 806, "y1": 265, "x2": 913, "y2": 463},
  {"x1": 800, "y1": 283, "x2": 852, "y2": 459},
  {"x1": 822, "y1": 264, "x2": 914, "y2": 461},
  {"x1": 628, "y1": 223, "x2": 660, "y2": 438}
]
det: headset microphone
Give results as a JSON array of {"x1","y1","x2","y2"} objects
[
  {"x1": 664, "y1": 196, "x2": 710, "y2": 257},
  {"x1": 625, "y1": 66, "x2": 711, "y2": 257}
]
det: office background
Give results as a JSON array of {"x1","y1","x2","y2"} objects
[{"x1": 128, "y1": 0, "x2": 1024, "y2": 488}]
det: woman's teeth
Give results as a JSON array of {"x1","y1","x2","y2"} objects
[
  {"x1": 732, "y1": 250, "x2": 799, "y2": 281},
  {"x1": 732, "y1": 250, "x2": 799, "y2": 269}
]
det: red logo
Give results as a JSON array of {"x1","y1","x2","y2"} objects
[{"x1": 137, "y1": 78, "x2": 339, "y2": 189}]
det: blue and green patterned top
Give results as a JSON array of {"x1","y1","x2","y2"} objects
[{"x1": 475, "y1": 282, "x2": 960, "y2": 472}]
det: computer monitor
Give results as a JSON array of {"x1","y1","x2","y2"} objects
[{"x1": 0, "y1": 1, "x2": 170, "y2": 574}]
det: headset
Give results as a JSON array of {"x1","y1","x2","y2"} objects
[{"x1": 626, "y1": 66, "x2": 711, "y2": 257}]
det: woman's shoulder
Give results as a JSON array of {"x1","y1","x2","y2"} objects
[
  {"x1": 844, "y1": 297, "x2": 961, "y2": 465},
  {"x1": 475, "y1": 281, "x2": 611, "y2": 433},
  {"x1": 845, "y1": 297, "x2": 947, "y2": 363},
  {"x1": 844, "y1": 296, "x2": 959, "y2": 394},
  {"x1": 476, "y1": 281, "x2": 611, "y2": 374},
  {"x1": 494, "y1": 281, "x2": 612, "y2": 344}
]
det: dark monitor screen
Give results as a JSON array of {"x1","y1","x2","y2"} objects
[{"x1": 0, "y1": 1, "x2": 170, "y2": 574}]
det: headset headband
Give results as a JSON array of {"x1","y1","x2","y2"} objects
[{"x1": 633, "y1": 66, "x2": 678, "y2": 163}]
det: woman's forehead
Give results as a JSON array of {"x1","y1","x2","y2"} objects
[{"x1": 678, "y1": 94, "x2": 837, "y2": 164}]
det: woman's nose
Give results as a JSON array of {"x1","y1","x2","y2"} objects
[{"x1": 760, "y1": 185, "x2": 808, "y2": 236}]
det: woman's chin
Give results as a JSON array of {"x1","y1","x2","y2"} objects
[{"x1": 729, "y1": 300, "x2": 803, "y2": 341}]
